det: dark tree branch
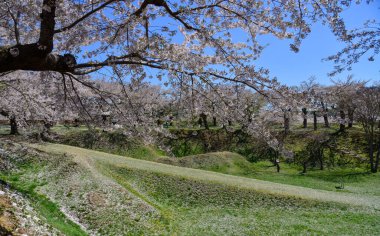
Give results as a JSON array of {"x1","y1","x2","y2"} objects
[
  {"x1": 6, "y1": 4, "x2": 21, "y2": 45},
  {"x1": 54, "y1": 0, "x2": 118, "y2": 33},
  {"x1": 134, "y1": 0, "x2": 198, "y2": 30},
  {"x1": 0, "y1": 44, "x2": 76, "y2": 73},
  {"x1": 0, "y1": 109, "x2": 8, "y2": 117},
  {"x1": 39, "y1": 0, "x2": 57, "y2": 53},
  {"x1": 171, "y1": 2, "x2": 224, "y2": 16}
]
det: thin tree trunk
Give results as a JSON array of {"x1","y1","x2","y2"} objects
[
  {"x1": 302, "y1": 108, "x2": 307, "y2": 128},
  {"x1": 369, "y1": 137, "x2": 375, "y2": 173},
  {"x1": 200, "y1": 113, "x2": 209, "y2": 130},
  {"x1": 302, "y1": 162, "x2": 307, "y2": 173},
  {"x1": 313, "y1": 111, "x2": 317, "y2": 131},
  {"x1": 321, "y1": 102, "x2": 329, "y2": 127},
  {"x1": 41, "y1": 121, "x2": 53, "y2": 141},
  {"x1": 284, "y1": 110, "x2": 290, "y2": 135},
  {"x1": 348, "y1": 108, "x2": 354, "y2": 128},
  {"x1": 323, "y1": 114, "x2": 329, "y2": 127},
  {"x1": 284, "y1": 117, "x2": 289, "y2": 135},
  {"x1": 375, "y1": 141, "x2": 380, "y2": 173},
  {"x1": 10, "y1": 115, "x2": 18, "y2": 135},
  {"x1": 274, "y1": 151, "x2": 280, "y2": 172},
  {"x1": 198, "y1": 117, "x2": 202, "y2": 127},
  {"x1": 319, "y1": 149, "x2": 324, "y2": 170},
  {"x1": 213, "y1": 117, "x2": 217, "y2": 126},
  {"x1": 339, "y1": 110, "x2": 346, "y2": 132}
]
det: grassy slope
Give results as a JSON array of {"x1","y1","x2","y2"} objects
[
  {"x1": 156, "y1": 151, "x2": 255, "y2": 175},
  {"x1": 59, "y1": 127, "x2": 380, "y2": 197},
  {"x1": 157, "y1": 152, "x2": 380, "y2": 197},
  {"x1": 0, "y1": 150, "x2": 87, "y2": 235},
  {"x1": 23, "y1": 143, "x2": 379, "y2": 235},
  {"x1": 33, "y1": 144, "x2": 380, "y2": 209},
  {"x1": 158, "y1": 126, "x2": 380, "y2": 197},
  {"x1": 247, "y1": 162, "x2": 380, "y2": 196}
]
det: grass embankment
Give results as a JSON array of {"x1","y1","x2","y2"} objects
[
  {"x1": 0, "y1": 153, "x2": 87, "y2": 235},
  {"x1": 59, "y1": 128, "x2": 166, "y2": 161},
  {"x1": 0, "y1": 180, "x2": 87, "y2": 236},
  {"x1": 1, "y1": 140, "x2": 166, "y2": 235},
  {"x1": 31, "y1": 143, "x2": 380, "y2": 235},
  {"x1": 58, "y1": 127, "x2": 380, "y2": 197},
  {"x1": 157, "y1": 152, "x2": 380, "y2": 196}
]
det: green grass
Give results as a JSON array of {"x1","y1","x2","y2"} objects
[
  {"x1": 2, "y1": 142, "x2": 377, "y2": 235},
  {"x1": 50, "y1": 124, "x2": 91, "y2": 135},
  {"x1": 157, "y1": 151, "x2": 255, "y2": 176},
  {"x1": 157, "y1": 151, "x2": 380, "y2": 197},
  {"x1": 0, "y1": 163, "x2": 87, "y2": 236},
  {"x1": 33, "y1": 144, "x2": 380, "y2": 209},
  {"x1": 0, "y1": 125, "x2": 10, "y2": 135},
  {"x1": 244, "y1": 161, "x2": 380, "y2": 196},
  {"x1": 59, "y1": 129, "x2": 167, "y2": 161},
  {"x1": 102, "y1": 164, "x2": 380, "y2": 235},
  {"x1": 103, "y1": 145, "x2": 166, "y2": 161}
]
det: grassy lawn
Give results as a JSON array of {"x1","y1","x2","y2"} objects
[
  {"x1": 50, "y1": 124, "x2": 91, "y2": 135},
  {"x1": 247, "y1": 161, "x2": 380, "y2": 196}
]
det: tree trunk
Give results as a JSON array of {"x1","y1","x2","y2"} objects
[
  {"x1": 198, "y1": 117, "x2": 202, "y2": 127},
  {"x1": 0, "y1": 1, "x2": 78, "y2": 74},
  {"x1": 328, "y1": 148, "x2": 335, "y2": 167},
  {"x1": 339, "y1": 110, "x2": 346, "y2": 132},
  {"x1": 40, "y1": 121, "x2": 53, "y2": 141},
  {"x1": 284, "y1": 111, "x2": 290, "y2": 135},
  {"x1": 321, "y1": 102, "x2": 329, "y2": 127},
  {"x1": 348, "y1": 108, "x2": 354, "y2": 128},
  {"x1": 10, "y1": 115, "x2": 18, "y2": 135},
  {"x1": 313, "y1": 111, "x2": 317, "y2": 131},
  {"x1": 369, "y1": 137, "x2": 375, "y2": 173},
  {"x1": 323, "y1": 114, "x2": 329, "y2": 128},
  {"x1": 302, "y1": 108, "x2": 307, "y2": 128},
  {"x1": 302, "y1": 162, "x2": 307, "y2": 173},
  {"x1": 374, "y1": 141, "x2": 380, "y2": 173},
  {"x1": 200, "y1": 113, "x2": 209, "y2": 130},
  {"x1": 319, "y1": 149, "x2": 324, "y2": 170},
  {"x1": 213, "y1": 117, "x2": 217, "y2": 126}
]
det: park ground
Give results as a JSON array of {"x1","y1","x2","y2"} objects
[{"x1": 0, "y1": 125, "x2": 379, "y2": 235}]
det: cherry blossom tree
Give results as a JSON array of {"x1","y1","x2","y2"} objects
[
  {"x1": 299, "y1": 77, "x2": 334, "y2": 130},
  {"x1": 330, "y1": 76, "x2": 366, "y2": 131},
  {"x1": 327, "y1": 19, "x2": 379, "y2": 76},
  {"x1": 0, "y1": 72, "x2": 60, "y2": 135},
  {"x1": 0, "y1": 0, "x2": 364, "y2": 94},
  {"x1": 354, "y1": 85, "x2": 380, "y2": 173},
  {"x1": 0, "y1": 71, "x2": 107, "y2": 136}
]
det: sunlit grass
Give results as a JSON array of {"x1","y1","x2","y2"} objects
[
  {"x1": 34, "y1": 144, "x2": 380, "y2": 209},
  {"x1": 3, "y1": 142, "x2": 379, "y2": 235},
  {"x1": 0, "y1": 163, "x2": 87, "y2": 236}
]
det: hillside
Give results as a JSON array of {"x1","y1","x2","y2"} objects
[{"x1": 1, "y1": 140, "x2": 379, "y2": 235}]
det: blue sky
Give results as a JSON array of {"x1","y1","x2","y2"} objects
[
  {"x1": 90, "y1": 1, "x2": 380, "y2": 87},
  {"x1": 254, "y1": 1, "x2": 380, "y2": 86}
]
